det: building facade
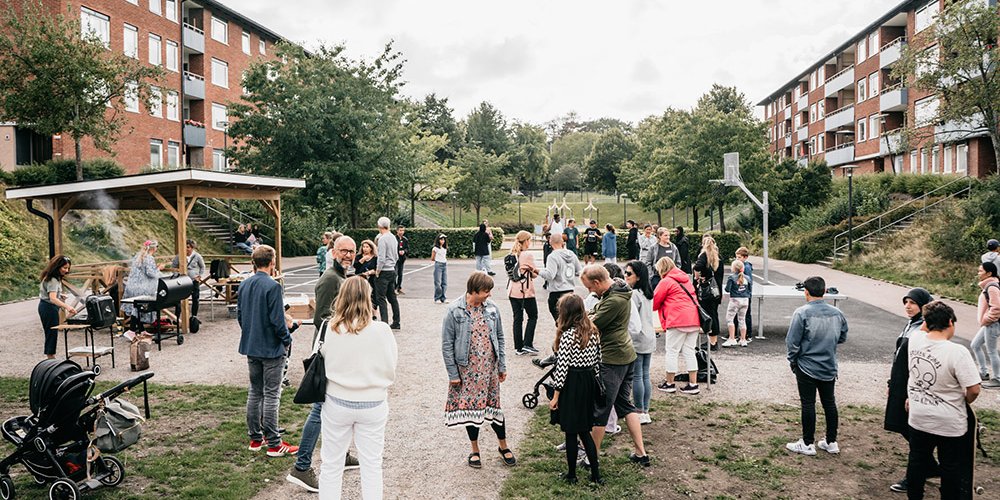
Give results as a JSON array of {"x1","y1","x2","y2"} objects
[
  {"x1": 0, "y1": 0, "x2": 284, "y2": 173},
  {"x1": 759, "y1": 0, "x2": 997, "y2": 178}
]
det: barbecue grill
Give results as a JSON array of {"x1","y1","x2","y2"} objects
[{"x1": 123, "y1": 275, "x2": 196, "y2": 349}]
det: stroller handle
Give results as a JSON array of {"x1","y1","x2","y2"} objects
[{"x1": 92, "y1": 372, "x2": 154, "y2": 403}]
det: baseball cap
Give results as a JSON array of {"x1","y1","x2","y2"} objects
[{"x1": 988, "y1": 239, "x2": 1000, "y2": 251}]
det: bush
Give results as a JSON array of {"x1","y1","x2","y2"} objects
[
  {"x1": 339, "y1": 227, "x2": 503, "y2": 259},
  {"x1": 10, "y1": 159, "x2": 125, "y2": 186}
]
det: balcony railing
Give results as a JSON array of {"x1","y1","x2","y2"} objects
[
  {"x1": 183, "y1": 71, "x2": 205, "y2": 100},
  {"x1": 879, "y1": 85, "x2": 907, "y2": 112},
  {"x1": 797, "y1": 93, "x2": 808, "y2": 110},
  {"x1": 797, "y1": 126, "x2": 809, "y2": 142},
  {"x1": 183, "y1": 23, "x2": 204, "y2": 53},
  {"x1": 824, "y1": 104, "x2": 855, "y2": 131},
  {"x1": 784, "y1": 107, "x2": 791, "y2": 120},
  {"x1": 824, "y1": 142, "x2": 855, "y2": 166},
  {"x1": 935, "y1": 114, "x2": 988, "y2": 143},
  {"x1": 879, "y1": 129, "x2": 905, "y2": 156},
  {"x1": 880, "y1": 37, "x2": 906, "y2": 68},
  {"x1": 824, "y1": 65, "x2": 855, "y2": 98},
  {"x1": 183, "y1": 123, "x2": 206, "y2": 147}
]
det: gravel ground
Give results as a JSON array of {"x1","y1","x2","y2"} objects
[{"x1": 1, "y1": 255, "x2": 997, "y2": 499}]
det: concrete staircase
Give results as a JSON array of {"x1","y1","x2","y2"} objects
[{"x1": 187, "y1": 213, "x2": 232, "y2": 248}]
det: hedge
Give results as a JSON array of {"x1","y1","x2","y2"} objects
[
  {"x1": 10, "y1": 159, "x2": 125, "y2": 187},
  {"x1": 560, "y1": 229, "x2": 746, "y2": 264},
  {"x1": 338, "y1": 227, "x2": 503, "y2": 259}
]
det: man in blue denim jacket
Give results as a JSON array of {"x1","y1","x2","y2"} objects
[{"x1": 785, "y1": 276, "x2": 848, "y2": 457}]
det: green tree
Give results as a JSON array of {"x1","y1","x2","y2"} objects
[
  {"x1": 585, "y1": 128, "x2": 636, "y2": 200},
  {"x1": 453, "y1": 146, "x2": 511, "y2": 222},
  {"x1": 403, "y1": 132, "x2": 455, "y2": 226},
  {"x1": 415, "y1": 93, "x2": 461, "y2": 162},
  {"x1": 549, "y1": 131, "x2": 599, "y2": 190},
  {"x1": 619, "y1": 109, "x2": 688, "y2": 213},
  {"x1": 228, "y1": 42, "x2": 414, "y2": 228},
  {"x1": 0, "y1": 0, "x2": 163, "y2": 180},
  {"x1": 508, "y1": 123, "x2": 549, "y2": 195},
  {"x1": 747, "y1": 158, "x2": 832, "y2": 231},
  {"x1": 464, "y1": 101, "x2": 512, "y2": 156},
  {"x1": 893, "y1": 1, "x2": 1000, "y2": 164},
  {"x1": 550, "y1": 163, "x2": 583, "y2": 195}
]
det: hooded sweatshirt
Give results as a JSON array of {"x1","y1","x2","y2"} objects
[
  {"x1": 537, "y1": 248, "x2": 582, "y2": 292},
  {"x1": 591, "y1": 278, "x2": 636, "y2": 365},
  {"x1": 979, "y1": 277, "x2": 1000, "y2": 326},
  {"x1": 885, "y1": 287, "x2": 933, "y2": 435}
]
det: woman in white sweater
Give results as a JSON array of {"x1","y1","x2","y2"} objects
[{"x1": 319, "y1": 276, "x2": 399, "y2": 500}]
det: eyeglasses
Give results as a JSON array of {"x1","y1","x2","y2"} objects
[
  {"x1": 624, "y1": 271, "x2": 633, "y2": 276},
  {"x1": 338, "y1": 249, "x2": 356, "y2": 254}
]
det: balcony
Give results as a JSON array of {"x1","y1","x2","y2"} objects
[
  {"x1": 183, "y1": 123, "x2": 206, "y2": 147},
  {"x1": 824, "y1": 104, "x2": 855, "y2": 131},
  {"x1": 825, "y1": 143, "x2": 855, "y2": 167},
  {"x1": 783, "y1": 134, "x2": 792, "y2": 149},
  {"x1": 183, "y1": 23, "x2": 204, "y2": 53},
  {"x1": 797, "y1": 158, "x2": 809, "y2": 167},
  {"x1": 880, "y1": 85, "x2": 908, "y2": 112},
  {"x1": 183, "y1": 72, "x2": 205, "y2": 100},
  {"x1": 935, "y1": 114, "x2": 987, "y2": 143},
  {"x1": 880, "y1": 37, "x2": 906, "y2": 68},
  {"x1": 879, "y1": 129, "x2": 904, "y2": 156},
  {"x1": 797, "y1": 93, "x2": 808, "y2": 111},
  {"x1": 824, "y1": 65, "x2": 855, "y2": 98},
  {"x1": 797, "y1": 125, "x2": 809, "y2": 142},
  {"x1": 782, "y1": 107, "x2": 790, "y2": 120}
]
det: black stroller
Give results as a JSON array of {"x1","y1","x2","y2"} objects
[
  {"x1": 0, "y1": 359, "x2": 153, "y2": 500},
  {"x1": 522, "y1": 357, "x2": 557, "y2": 409}
]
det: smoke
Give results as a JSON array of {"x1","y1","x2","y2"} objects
[{"x1": 72, "y1": 189, "x2": 128, "y2": 258}]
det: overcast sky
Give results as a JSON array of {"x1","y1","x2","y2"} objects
[{"x1": 236, "y1": 0, "x2": 902, "y2": 125}]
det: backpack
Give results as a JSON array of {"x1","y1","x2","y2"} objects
[
  {"x1": 505, "y1": 254, "x2": 525, "y2": 284},
  {"x1": 986, "y1": 283, "x2": 1000, "y2": 307}
]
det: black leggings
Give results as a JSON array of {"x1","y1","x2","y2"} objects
[
  {"x1": 566, "y1": 431, "x2": 600, "y2": 480},
  {"x1": 466, "y1": 422, "x2": 506, "y2": 442},
  {"x1": 38, "y1": 301, "x2": 60, "y2": 356}
]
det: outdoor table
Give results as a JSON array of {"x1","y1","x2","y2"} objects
[
  {"x1": 55, "y1": 323, "x2": 116, "y2": 368},
  {"x1": 731, "y1": 285, "x2": 849, "y2": 339}
]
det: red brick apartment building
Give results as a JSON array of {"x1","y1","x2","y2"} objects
[
  {"x1": 0, "y1": 0, "x2": 285, "y2": 173},
  {"x1": 759, "y1": 0, "x2": 998, "y2": 177}
]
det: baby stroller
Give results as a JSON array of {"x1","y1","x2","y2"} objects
[
  {"x1": 522, "y1": 357, "x2": 557, "y2": 409},
  {"x1": 0, "y1": 359, "x2": 153, "y2": 500}
]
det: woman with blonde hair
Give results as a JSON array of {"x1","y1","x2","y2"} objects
[
  {"x1": 653, "y1": 257, "x2": 702, "y2": 395},
  {"x1": 122, "y1": 240, "x2": 165, "y2": 334},
  {"x1": 693, "y1": 235, "x2": 724, "y2": 349},
  {"x1": 723, "y1": 259, "x2": 752, "y2": 347},
  {"x1": 508, "y1": 230, "x2": 540, "y2": 355},
  {"x1": 318, "y1": 276, "x2": 398, "y2": 499}
]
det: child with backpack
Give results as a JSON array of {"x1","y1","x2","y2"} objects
[
  {"x1": 723, "y1": 260, "x2": 752, "y2": 347},
  {"x1": 507, "y1": 231, "x2": 540, "y2": 355}
]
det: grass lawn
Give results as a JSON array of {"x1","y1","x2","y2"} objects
[
  {"x1": 0, "y1": 377, "x2": 307, "y2": 499},
  {"x1": 503, "y1": 395, "x2": 1000, "y2": 499}
]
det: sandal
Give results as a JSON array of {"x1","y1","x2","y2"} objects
[
  {"x1": 498, "y1": 447, "x2": 516, "y2": 466},
  {"x1": 467, "y1": 452, "x2": 482, "y2": 469}
]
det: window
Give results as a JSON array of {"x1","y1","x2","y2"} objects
[
  {"x1": 869, "y1": 73, "x2": 880, "y2": 97},
  {"x1": 919, "y1": 148, "x2": 927, "y2": 173},
  {"x1": 124, "y1": 82, "x2": 139, "y2": 112},
  {"x1": 857, "y1": 78, "x2": 867, "y2": 101},
  {"x1": 165, "y1": 0, "x2": 177, "y2": 22},
  {"x1": 126, "y1": 0, "x2": 137, "y2": 4},
  {"x1": 893, "y1": 155, "x2": 903, "y2": 174},
  {"x1": 123, "y1": 24, "x2": 138, "y2": 59},
  {"x1": 167, "y1": 141, "x2": 180, "y2": 168},
  {"x1": 870, "y1": 115, "x2": 880, "y2": 139},
  {"x1": 944, "y1": 144, "x2": 953, "y2": 173},
  {"x1": 149, "y1": 87, "x2": 162, "y2": 117},
  {"x1": 212, "y1": 103, "x2": 228, "y2": 130},
  {"x1": 211, "y1": 17, "x2": 228, "y2": 44},
  {"x1": 857, "y1": 119, "x2": 867, "y2": 142},
  {"x1": 915, "y1": 96, "x2": 939, "y2": 126},
  {"x1": 910, "y1": 150, "x2": 918, "y2": 173},
  {"x1": 931, "y1": 146, "x2": 940, "y2": 173},
  {"x1": 166, "y1": 91, "x2": 179, "y2": 121},
  {"x1": 809, "y1": 103, "x2": 817, "y2": 123},
  {"x1": 166, "y1": 40, "x2": 178, "y2": 72},
  {"x1": 211, "y1": 58, "x2": 229, "y2": 88},
  {"x1": 916, "y1": 1, "x2": 939, "y2": 33},
  {"x1": 80, "y1": 7, "x2": 110, "y2": 47},
  {"x1": 869, "y1": 32, "x2": 880, "y2": 55},
  {"x1": 957, "y1": 143, "x2": 969, "y2": 173},
  {"x1": 809, "y1": 137, "x2": 816, "y2": 155},
  {"x1": 794, "y1": 115, "x2": 801, "y2": 129},
  {"x1": 150, "y1": 139, "x2": 163, "y2": 168},
  {"x1": 857, "y1": 39, "x2": 867, "y2": 63},
  {"x1": 259, "y1": 39, "x2": 266, "y2": 55},
  {"x1": 918, "y1": 45, "x2": 939, "y2": 77},
  {"x1": 149, "y1": 0, "x2": 161, "y2": 15},
  {"x1": 818, "y1": 101, "x2": 825, "y2": 119},
  {"x1": 242, "y1": 31, "x2": 251, "y2": 54},
  {"x1": 817, "y1": 66, "x2": 825, "y2": 82},
  {"x1": 818, "y1": 133, "x2": 825, "y2": 152},
  {"x1": 212, "y1": 149, "x2": 228, "y2": 171},
  {"x1": 148, "y1": 34, "x2": 161, "y2": 66}
]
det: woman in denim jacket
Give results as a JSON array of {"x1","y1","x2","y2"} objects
[{"x1": 442, "y1": 272, "x2": 515, "y2": 469}]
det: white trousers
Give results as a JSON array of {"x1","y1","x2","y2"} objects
[
  {"x1": 319, "y1": 399, "x2": 389, "y2": 500},
  {"x1": 664, "y1": 328, "x2": 698, "y2": 374}
]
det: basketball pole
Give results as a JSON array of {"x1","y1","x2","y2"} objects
[{"x1": 716, "y1": 152, "x2": 769, "y2": 284}]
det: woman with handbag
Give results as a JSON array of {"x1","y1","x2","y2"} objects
[
  {"x1": 317, "y1": 277, "x2": 398, "y2": 500},
  {"x1": 693, "y1": 235, "x2": 724, "y2": 350},
  {"x1": 653, "y1": 257, "x2": 702, "y2": 395},
  {"x1": 548, "y1": 294, "x2": 602, "y2": 485}
]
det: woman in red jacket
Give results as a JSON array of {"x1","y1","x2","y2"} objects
[{"x1": 652, "y1": 257, "x2": 702, "y2": 395}]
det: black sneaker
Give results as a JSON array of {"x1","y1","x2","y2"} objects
[
  {"x1": 889, "y1": 478, "x2": 907, "y2": 493},
  {"x1": 389, "y1": 323, "x2": 401, "y2": 330},
  {"x1": 680, "y1": 384, "x2": 700, "y2": 395},
  {"x1": 533, "y1": 354, "x2": 557, "y2": 368},
  {"x1": 487, "y1": 271, "x2": 496, "y2": 276},
  {"x1": 657, "y1": 381, "x2": 676, "y2": 393},
  {"x1": 628, "y1": 453, "x2": 651, "y2": 467},
  {"x1": 514, "y1": 349, "x2": 528, "y2": 356},
  {"x1": 523, "y1": 346, "x2": 540, "y2": 354}
]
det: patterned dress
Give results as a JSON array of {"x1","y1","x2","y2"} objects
[
  {"x1": 445, "y1": 305, "x2": 504, "y2": 428},
  {"x1": 122, "y1": 255, "x2": 161, "y2": 324}
]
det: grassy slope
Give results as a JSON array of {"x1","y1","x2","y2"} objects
[
  {"x1": 834, "y1": 211, "x2": 981, "y2": 304},
  {"x1": 0, "y1": 185, "x2": 227, "y2": 302}
]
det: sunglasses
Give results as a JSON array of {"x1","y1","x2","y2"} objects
[{"x1": 624, "y1": 271, "x2": 633, "y2": 276}]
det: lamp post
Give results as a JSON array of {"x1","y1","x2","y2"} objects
[
  {"x1": 517, "y1": 196, "x2": 523, "y2": 226},
  {"x1": 841, "y1": 165, "x2": 858, "y2": 257},
  {"x1": 450, "y1": 192, "x2": 457, "y2": 227},
  {"x1": 216, "y1": 121, "x2": 229, "y2": 171},
  {"x1": 622, "y1": 194, "x2": 628, "y2": 228}
]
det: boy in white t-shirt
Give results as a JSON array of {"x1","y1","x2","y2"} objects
[{"x1": 906, "y1": 301, "x2": 982, "y2": 499}]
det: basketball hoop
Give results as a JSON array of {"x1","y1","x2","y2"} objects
[{"x1": 723, "y1": 152, "x2": 740, "y2": 187}]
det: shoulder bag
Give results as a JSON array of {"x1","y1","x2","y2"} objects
[
  {"x1": 592, "y1": 338, "x2": 606, "y2": 403},
  {"x1": 677, "y1": 278, "x2": 713, "y2": 334},
  {"x1": 294, "y1": 320, "x2": 329, "y2": 404}
]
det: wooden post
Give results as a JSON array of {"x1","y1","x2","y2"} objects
[
  {"x1": 52, "y1": 198, "x2": 64, "y2": 258},
  {"x1": 274, "y1": 197, "x2": 282, "y2": 274},
  {"x1": 175, "y1": 186, "x2": 190, "y2": 335}
]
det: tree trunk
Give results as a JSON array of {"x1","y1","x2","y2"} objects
[
  {"x1": 349, "y1": 197, "x2": 359, "y2": 229},
  {"x1": 717, "y1": 203, "x2": 727, "y2": 233},
  {"x1": 74, "y1": 137, "x2": 83, "y2": 181},
  {"x1": 692, "y1": 207, "x2": 699, "y2": 232},
  {"x1": 657, "y1": 209, "x2": 662, "y2": 227},
  {"x1": 410, "y1": 183, "x2": 416, "y2": 228},
  {"x1": 989, "y1": 126, "x2": 1000, "y2": 178}
]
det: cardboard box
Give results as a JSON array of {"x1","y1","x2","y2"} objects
[{"x1": 284, "y1": 294, "x2": 315, "y2": 321}]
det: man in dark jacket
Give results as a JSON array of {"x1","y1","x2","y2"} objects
[
  {"x1": 674, "y1": 226, "x2": 691, "y2": 274},
  {"x1": 473, "y1": 222, "x2": 495, "y2": 276},
  {"x1": 581, "y1": 265, "x2": 650, "y2": 467},
  {"x1": 238, "y1": 245, "x2": 296, "y2": 457},
  {"x1": 395, "y1": 226, "x2": 409, "y2": 294},
  {"x1": 885, "y1": 287, "x2": 936, "y2": 493},
  {"x1": 626, "y1": 220, "x2": 639, "y2": 261}
]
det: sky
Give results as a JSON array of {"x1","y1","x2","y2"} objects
[{"x1": 235, "y1": 0, "x2": 903, "y2": 125}]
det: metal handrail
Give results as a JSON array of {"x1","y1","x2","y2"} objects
[
  {"x1": 184, "y1": 71, "x2": 204, "y2": 82},
  {"x1": 827, "y1": 103, "x2": 854, "y2": 117},
  {"x1": 195, "y1": 199, "x2": 274, "y2": 233},
  {"x1": 880, "y1": 36, "x2": 906, "y2": 52},
  {"x1": 825, "y1": 141, "x2": 854, "y2": 153},
  {"x1": 832, "y1": 175, "x2": 974, "y2": 256},
  {"x1": 183, "y1": 23, "x2": 204, "y2": 35},
  {"x1": 825, "y1": 64, "x2": 855, "y2": 84}
]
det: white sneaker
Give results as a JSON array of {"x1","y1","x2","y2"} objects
[
  {"x1": 785, "y1": 439, "x2": 817, "y2": 456},
  {"x1": 739, "y1": 340, "x2": 748, "y2": 347},
  {"x1": 817, "y1": 439, "x2": 840, "y2": 454},
  {"x1": 639, "y1": 413, "x2": 652, "y2": 424},
  {"x1": 721, "y1": 338, "x2": 738, "y2": 347},
  {"x1": 607, "y1": 424, "x2": 622, "y2": 435}
]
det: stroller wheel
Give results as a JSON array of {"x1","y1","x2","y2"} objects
[
  {"x1": 0, "y1": 475, "x2": 14, "y2": 500},
  {"x1": 177, "y1": 335, "x2": 184, "y2": 345},
  {"x1": 522, "y1": 393, "x2": 538, "y2": 409},
  {"x1": 98, "y1": 456, "x2": 125, "y2": 487},
  {"x1": 48, "y1": 479, "x2": 79, "y2": 500},
  {"x1": 92, "y1": 364, "x2": 102, "y2": 376}
]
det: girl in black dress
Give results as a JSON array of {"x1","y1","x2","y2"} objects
[{"x1": 548, "y1": 294, "x2": 602, "y2": 484}]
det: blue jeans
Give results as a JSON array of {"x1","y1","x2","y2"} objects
[
  {"x1": 247, "y1": 356, "x2": 284, "y2": 447},
  {"x1": 971, "y1": 323, "x2": 1000, "y2": 379},
  {"x1": 434, "y1": 262, "x2": 448, "y2": 302},
  {"x1": 632, "y1": 353, "x2": 652, "y2": 412},
  {"x1": 475, "y1": 255, "x2": 492, "y2": 273},
  {"x1": 295, "y1": 402, "x2": 323, "y2": 471},
  {"x1": 235, "y1": 242, "x2": 253, "y2": 254}
]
